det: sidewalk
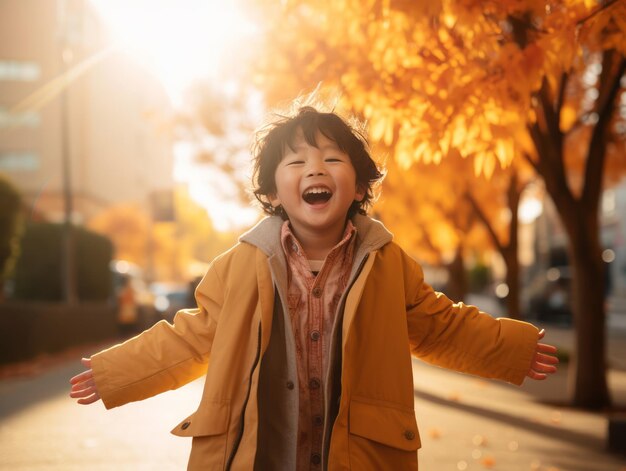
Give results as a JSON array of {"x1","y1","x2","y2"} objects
[
  {"x1": 412, "y1": 359, "x2": 626, "y2": 470},
  {"x1": 465, "y1": 293, "x2": 626, "y2": 371}
]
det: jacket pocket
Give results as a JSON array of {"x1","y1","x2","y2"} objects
[
  {"x1": 171, "y1": 400, "x2": 230, "y2": 470},
  {"x1": 348, "y1": 397, "x2": 420, "y2": 470},
  {"x1": 171, "y1": 400, "x2": 230, "y2": 437}
]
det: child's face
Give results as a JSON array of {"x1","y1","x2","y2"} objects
[{"x1": 269, "y1": 130, "x2": 365, "y2": 238}]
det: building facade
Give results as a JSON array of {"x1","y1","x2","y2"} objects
[{"x1": 0, "y1": 0, "x2": 174, "y2": 224}]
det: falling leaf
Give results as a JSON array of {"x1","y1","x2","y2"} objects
[
  {"x1": 448, "y1": 391, "x2": 462, "y2": 402},
  {"x1": 472, "y1": 434, "x2": 488, "y2": 447},
  {"x1": 480, "y1": 455, "x2": 496, "y2": 468},
  {"x1": 472, "y1": 379, "x2": 490, "y2": 389},
  {"x1": 428, "y1": 427, "x2": 442, "y2": 439}
]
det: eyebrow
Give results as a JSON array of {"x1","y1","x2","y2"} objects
[{"x1": 288, "y1": 142, "x2": 341, "y2": 153}]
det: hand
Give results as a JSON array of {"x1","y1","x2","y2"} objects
[
  {"x1": 69, "y1": 358, "x2": 101, "y2": 405},
  {"x1": 526, "y1": 329, "x2": 559, "y2": 381}
]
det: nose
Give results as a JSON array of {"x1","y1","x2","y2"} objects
[{"x1": 306, "y1": 160, "x2": 327, "y2": 177}]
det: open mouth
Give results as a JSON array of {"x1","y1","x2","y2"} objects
[{"x1": 302, "y1": 186, "x2": 332, "y2": 205}]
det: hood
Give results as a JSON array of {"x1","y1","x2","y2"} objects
[{"x1": 239, "y1": 214, "x2": 393, "y2": 258}]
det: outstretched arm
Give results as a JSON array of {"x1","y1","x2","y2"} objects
[
  {"x1": 526, "y1": 329, "x2": 559, "y2": 381},
  {"x1": 69, "y1": 358, "x2": 101, "y2": 405}
]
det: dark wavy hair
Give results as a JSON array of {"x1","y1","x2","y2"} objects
[{"x1": 251, "y1": 106, "x2": 385, "y2": 218}]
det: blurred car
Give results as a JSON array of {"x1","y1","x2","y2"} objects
[
  {"x1": 110, "y1": 260, "x2": 158, "y2": 330},
  {"x1": 527, "y1": 266, "x2": 573, "y2": 326},
  {"x1": 150, "y1": 282, "x2": 194, "y2": 323}
]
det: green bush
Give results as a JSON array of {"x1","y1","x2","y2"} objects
[
  {"x1": 12, "y1": 223, "x2": 113, "y2": 301},
  {"x1": 468, "y1": 262, "x2": 491, "y2": 293},
  {"x1": 0, "y1": 175, "x2": 23, "y2": 283}
]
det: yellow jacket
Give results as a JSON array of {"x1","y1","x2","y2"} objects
[{"x1": 91, "y1": 215, "x2": 538, "y2": 470}]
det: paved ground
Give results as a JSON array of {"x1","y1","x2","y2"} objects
[
  {"x1": 413, "y1": 358, "x2": 626, "y2": 471},
  {"x1": 1, "y1": 323, "x2": 625, "y2": 470}
]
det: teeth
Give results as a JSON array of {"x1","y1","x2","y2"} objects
[{"x1": 304, "y1": 187, "x2": 331, "y2": 195}]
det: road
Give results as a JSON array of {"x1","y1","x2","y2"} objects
[
  {"x1": 0, "y1": 356, "x2": 200, "y2": 470},
  {"x1": 1, "y1": 334, "x2": 625, "y2": 471}
]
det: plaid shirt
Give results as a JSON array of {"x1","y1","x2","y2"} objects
[{"x1": 280, "y1": 221, "x2": 356, "y2": 470}]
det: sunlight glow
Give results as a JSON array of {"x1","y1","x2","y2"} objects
[
  {"x1": 89, "y1": 1, "x2": 262, "y2": 230},
  {"x1": 174, "y1": 142, "x2": 260, "y2": 232},
  {"x1": 518, "y1": 197, "x2": 543, "y2": 224},
  {"x1": 89, "y1": 0, "x2": 257, "y2": 105}
]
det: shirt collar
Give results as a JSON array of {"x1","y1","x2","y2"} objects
[{"x1": 280, "y1": 220, "x2": 357, "y2": 260}]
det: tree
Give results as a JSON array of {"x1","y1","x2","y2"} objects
[
  {"x1": 88, "y1": 204, "x2": 151, "y2": 268},
  {"x1": 380, "y1": 152, "x2": 531, "y2": 317},
  {"x1": 0, "y1": 175, "x2": 23, "y2": 299},
  {"x1": 248, "y1": 0, "x2": 626, "y2": 408}
]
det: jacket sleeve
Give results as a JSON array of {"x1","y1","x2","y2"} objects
[
  {"x1": 90, "y1": 261, "x2": 225, "y2": 409},
  {"x1": 403, "y1": 253, "x2": 538, "y2": 386}
]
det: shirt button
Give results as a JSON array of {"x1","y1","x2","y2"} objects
[
  {"x1": 286, "y1": 380, "x2": 295, "y2": 390},
  {"x1": 310, "y1": 453, "x2": 321, "y2": 465},
  {"x1": 310, "y1": 330, "x2": 320, "y2": 341},
  {"x1": 309, "y1": 378, "x2": 321, "y2": 389},
  {"x1": 313, "y1": 415, "x2": 323, "y2": 426},
  {"x1": 312, "y1": 287, "x2": 322, "y2": 298},
  {"x1": 404, "y1": 430, "x2": 416, "y2": 440}
]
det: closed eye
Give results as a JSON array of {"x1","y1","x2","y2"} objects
[
  {"x1": 285, "y1": 160, "x2": 305, "y2": 166},
  {"x1": 325, "y1": 157, "x2": 345, "y2": 163}
]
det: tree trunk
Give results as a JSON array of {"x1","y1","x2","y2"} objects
[
  {"x1": 446, "y1": 246, "x2": 467, "y2": 302},
  {"x1": 562, "y1": 207, "x2": 610, "y2": 409},
  {"x1": 503, "y1": 248, "x2": 521, "y2": 320},
  {"x1": 466, "y1": 171, "x2": 523, "y2": 320},
  {"x1": 526, "y1": 50, "x2": 624, "y2": 410},
  {"x1": 503, "y1": 172, "x2": 522, "y2": 320}
]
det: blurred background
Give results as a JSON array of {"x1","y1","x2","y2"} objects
[{"x1": 0, "y1": 0, "x2": 625, "y2": 447}]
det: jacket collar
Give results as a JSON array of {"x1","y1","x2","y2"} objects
[{"x1": 239, "y1": 213, "x2": 393, "y2": 257}]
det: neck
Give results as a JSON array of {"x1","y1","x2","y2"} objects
[{"x1": 290, "y1": 222, "x2": 346, "y2": 260}]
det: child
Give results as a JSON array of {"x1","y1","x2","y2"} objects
[{"x1": 70, "y1": 106, "x2": 558, "y2": 471}]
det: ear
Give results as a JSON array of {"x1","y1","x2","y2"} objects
[
  {"x1": 268, "y1": 193, "x2": 281, "y2": 208},
  {"x1": 354, "y1": 184, "x2": 366, "y2": 202}
]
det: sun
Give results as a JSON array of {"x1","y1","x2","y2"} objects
[{"x1": 88, "y1": 0, "x2": 257, "y2": 105}]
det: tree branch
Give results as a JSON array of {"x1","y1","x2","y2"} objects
[
  {"x1": 465, "y1": 190, "x2": 504, "y2": 254},
  {"x1": 576, "y1": 0, "x2": 621, "y2": 27},
  {"x1": 581, "y1": 52, "x2": 626, "y2": 210},
  {"x1": 556, "y1": 71, "x2": 569, "y2": 121}
]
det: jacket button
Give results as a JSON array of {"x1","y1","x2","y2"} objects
[
  {"x1": 286, "y1": 380, "x2": 295, "y2": 390},
  {"x1": 310, "y1": 330, "x2": 320, "y2": 341},
  {"x1": 310, "y1": 453, "x2": 321, "y2": 465},
  {"x1": 181, "y1": 421, "x2": 191, "y2": 430},
  {"x1": 309, "y1": 378, "x2": 321, "y2": 389},
  {"x1": 404, "y1": 430, "x2": 415, "y2": 440},
  {"x1": 312, "y1": 287, "x2": 322, "y2": 298}
]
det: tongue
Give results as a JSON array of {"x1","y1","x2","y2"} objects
[{"x1": 303, "y1": 192, "x2": 331, "y2": 204}]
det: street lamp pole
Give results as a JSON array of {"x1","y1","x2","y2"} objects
[{"x1": 59, "y1": 0, "x2": 77, "y2": 305}]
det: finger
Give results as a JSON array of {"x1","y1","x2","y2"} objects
[
  {"x1": 69, "y1": 370, "x2": 93, "y2": 385},
  {"x1": 535, "y1": 352, "x2": 559, "y2": 364},
  {"x1": 538, "y1": 329, "x2": 545, "y2": 340},
  {"x1": 70, "y1": 378, "x2": 96, "y2": 392},
  {"x1": 527, "y1": 369, "x2": 548, "y2": 380},
  {"x1": 77, "y1": 392, "x2": 100, "y2": 405},
  {"x1": 70, "y1": 385, "x2": 96, "y2": 398},
  {"x1": 81, "y1": 357, "x2": 92, "y2": 368},
  {"x1": 531, "y1": 361, "x2": 558, "y2": 374},
  {"x1": 537, "y1": 343, "x2": 558, "y2": 354}
]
